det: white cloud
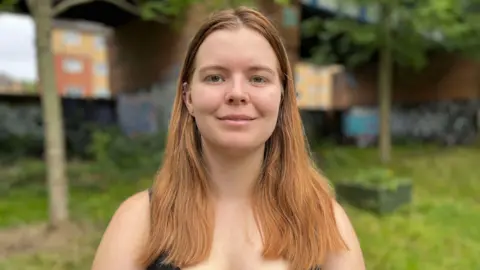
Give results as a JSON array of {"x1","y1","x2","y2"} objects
[{"x1": 0, "y1": 13, "x2": 36, "y2": 81}]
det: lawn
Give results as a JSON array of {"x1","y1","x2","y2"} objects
[{"x1": 0, "y1": 145, "x2": 479, "y2": 270}]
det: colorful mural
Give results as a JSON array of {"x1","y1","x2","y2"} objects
[{"x1": 342, "y1": 100, "x2": 480, "y2": 146}]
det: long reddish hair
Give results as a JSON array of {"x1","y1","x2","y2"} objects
[{"x1": 140, "y1": 6, "x2": 347, "y2": 270}]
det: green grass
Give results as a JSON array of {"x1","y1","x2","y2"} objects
[
  {"x1": 0, "y1": 160, "x2": 153, "y2": 270},
  {"x1": 321, "y1": 146, "x2": 480, "y2": 269},
  {"x1": 1, "y1": 146, "x2": 479, "y2": 269}
]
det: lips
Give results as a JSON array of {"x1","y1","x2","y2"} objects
[{"x1": 218, "y1": 114, "x2": 255, "y2": 121}]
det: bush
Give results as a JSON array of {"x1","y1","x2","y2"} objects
[
  {"x1": 87, "y1": 128, "x2": 166, "y2": 176},
  {"x1": 0, "y1": 136, "x2": 43, "y2": 163},
  {"x1": 352, "y1": 167, "x2": 411, "y2": 190}
]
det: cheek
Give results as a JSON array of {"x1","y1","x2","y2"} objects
[
  {"x1": 253, "y1": 91, "x2": 281, "y2": 118},
  {"x1": 190, "y1": 87, "x2": 223, "y2": 113}
]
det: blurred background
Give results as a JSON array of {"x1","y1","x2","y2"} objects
[{"x1": 0, "y1": 0, "x2": 479, "y2": 269}]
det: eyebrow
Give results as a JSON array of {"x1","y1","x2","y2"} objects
[
  {"x1": 197, "y1": 65, "x2": 228, "y2": 74},
  {"x1": 197, "y1": 65, "x2": 276, "y2": 75}
]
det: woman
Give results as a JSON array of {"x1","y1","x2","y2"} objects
[{"x1": 91, "y1": 6, "x2": 365, "y2": 270}]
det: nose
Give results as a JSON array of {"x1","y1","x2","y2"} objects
[{"x1": 225, "y1": 80, "x2": 250, "y2": 105}]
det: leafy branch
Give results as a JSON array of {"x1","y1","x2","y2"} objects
[
  {"x1": 303, "y1": 0, "x2": 480, "y2": 69},
  {"x1": 0, "y1": 0, "x2": 18, "y2": 11}
]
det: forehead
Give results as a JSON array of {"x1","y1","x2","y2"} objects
[{"x1": 195, "y1": 27, "x2": 278, "y2": 70}]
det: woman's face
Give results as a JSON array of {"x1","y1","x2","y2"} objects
[{"x1": 185, "y1": 27, "x2": 282, "y2": 153}]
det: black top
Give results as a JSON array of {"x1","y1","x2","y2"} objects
[
  {"x1": 147, "y1": 254, "x2": 179, "y2": 270},
  {"x1": 146, "y1": 189, "x2": 321, "y2": 270}
]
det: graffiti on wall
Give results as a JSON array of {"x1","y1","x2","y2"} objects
[
  {"x1": 117, "y1": 92, "x2": 158, "y2": 137},
  {"x1": 343, "y1": 100, "x2": 480, "y2": 145},
  {"x1": 391, "y1": 100, "x2": 479, "y2": 145},
  {"x1": 151, "y1": 64, "x2": 180, "y2": 130},
  {"x1": 0, "y1": 103, "x2": 43, "y2": 140},
  {"x1": 116, "y1": 64, "x2": 180, "y2": 135}
]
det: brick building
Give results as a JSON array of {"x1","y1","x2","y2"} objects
[{"x1": 51, "y1": 20, "x2": 112, "y2": 99}]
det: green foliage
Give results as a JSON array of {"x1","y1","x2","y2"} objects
[
  {"x1": 0, "y1": 0, "x2": 17, "y2": 11},
  {"x1": 139, "y1": 0, "x2": 292, "y2": 25},
  {"x1": 302, "y1": 17, "x2": 381, "y2": 67},
  {"x1": 321, "y1": 147, "x2": 411, "y2": 189},
  {"x1": 302, "y1": 0, "x2": 480, "y2": 69},
  {"x1": 274, "y1": 0, "x2": 290, "y2": 6},
  {"x1": 2, "y1": 146, "x2": 480, "y2": 269},
  {"x1": 21, "y1": 81, "x2": 37, "y2": 93},
  {"x1": 0, "y1": 160, "x2": 45, "y2": 196},
  {"x1": 321, "y1": 146, "x2": 480, "y2": 269},
  {"x1": 351, "y1": 167, "x2": 411, "y2": 190},
  {"x1": 139, "y1": 0, "x2": 193, "y2": 21},
  {"x1": 87, "y1": 128, "x2": 166, "y2": 174},
  {"x1": 0, "y1": 160, "x2": 108, "y2": 197},
  {"x1": 0, "y1": 135, "x2": 43, "y2": 164},
  {"x1": 0, "y1": 128, "x2": 169, "y2": 200}
]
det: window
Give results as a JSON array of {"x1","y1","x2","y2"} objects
[
  {"x1": 94, "y1": 63, "x2": 108, "y2": 76},
  {"x1": 63, "y1": 31, "x2": 81, "y2": 45},
  {"x1": 65, "y1": 85, "x2": 84, "y2": 97},
  {"x1": 62, "y1": 58, "x2": 83, "y2": 74},
  {"x1": 94, "y1": 36, "x2": 106, "y2": 50}
]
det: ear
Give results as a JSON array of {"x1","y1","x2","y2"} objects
[{"x1": 182, "y1": 82, "x2": 194, "y2": 116}]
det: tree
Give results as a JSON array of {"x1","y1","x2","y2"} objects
[
  {"x1": 139, "y1": 0, "x2": 290, "y2": 21},
  {"x1": 0, "y1": 0, "x2": 66, "y2": 227},
  {"x1": 303, "y1": 0, "x2": 480, "y2": 163},
  {"x1": 16, "y1": 0, "x2": 200, "y2": 229},
  {"x1": 28, "y1": 0, "x2": 68, "y2": 228}
]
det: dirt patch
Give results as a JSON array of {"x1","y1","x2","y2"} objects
[{"x1": 0, "y1": 222, "x2": 98, "y2": 259}]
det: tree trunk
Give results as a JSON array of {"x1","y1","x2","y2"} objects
[
  {"x1": 378, "y1": 2, "x2": 392, "y2": 163},
  {"x1": 33, "y1": 0, "x2": 69, "y2": 228}
]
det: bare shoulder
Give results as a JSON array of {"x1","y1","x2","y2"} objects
[
  {"x1": 91, "y1": 190, "x2": 150, "y2": 270},
  {"x1": 110, "y1": 190, "x2": 150, "y2": 225},
  {"x1": 323, "y1": 200, "x2": 366, "y2": 270},
  {"x1": 332, "y1": 201, "x2": 356, "y2": 237}
]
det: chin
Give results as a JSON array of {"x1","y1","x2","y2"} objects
[
  {"x1": 211, "y1": 137, "x2": 265, "y2": 155},
  {"x1": 221, "y1": 139, "x2": 260, "y2": 150}
]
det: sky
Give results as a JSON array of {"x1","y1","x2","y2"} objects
[{"x1": 0, "y1": 13, "x2": 37, "y2": 81}]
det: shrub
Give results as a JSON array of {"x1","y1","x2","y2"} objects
[{"x1": 87, "y1": 128, "x2": 166, "y2": 176}]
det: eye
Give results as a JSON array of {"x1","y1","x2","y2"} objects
[
  {"x1": 250, "y1": 76, "x2": 268, "y2": 85},
  {"x1": 205, "y1": 75, "x2": 225, "y2": 84}
]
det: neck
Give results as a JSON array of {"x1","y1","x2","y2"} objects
[{"x1": 202, "y1": 142, "x2": 265, "y2": 201}]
